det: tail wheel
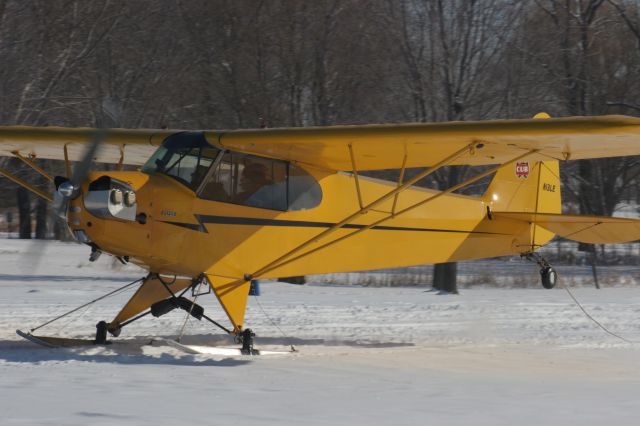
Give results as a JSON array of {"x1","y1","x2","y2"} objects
[{"x1": 540, "y1": 266, "x2": 557, "y2": 289}]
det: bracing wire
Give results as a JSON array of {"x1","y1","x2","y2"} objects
[
  {"x1": 253, "y1": 294, "x2": 297, "y2": 352},
  {"x1": 562, "y1": 283, "x2": 635, "y2": 344},
  {"x1": 29, "y1": 276, "x2": 144, "y2": 333},
  {"x1": 55, "y1": 302, "x2": 94, "y2": 335},
  {"x1": 176, "y1": 280, "x2": 202, "y2": 342}
]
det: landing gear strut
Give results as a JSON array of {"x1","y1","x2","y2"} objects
[
  {"x1": 95, "y1": 320, "x2": 108, "y2": 344},
  {"x1": 522, "y1": 252, "x2": 558, "y2": 289}
]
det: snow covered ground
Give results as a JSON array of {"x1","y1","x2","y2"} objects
[{"x1": 0, "y1": 240, "x2": 639, "y2": 425}]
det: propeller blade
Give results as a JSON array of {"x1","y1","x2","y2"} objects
[
  {"x1": 54, "y1": 128, "x2": 107, "y2": 218},
  {"x1": 70, "y1": 128, "x2": 107, "y2": 188}
]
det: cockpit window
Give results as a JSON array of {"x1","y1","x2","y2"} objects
[
  {"x1": 143, "y1": 132, "x2": 322, "y2": 210},
  {"x1": 199, "y1": 152, "x2": 321, "y2": 211},
  {"x1": 199, "y1": 153, "x2": 288, "y2": 210},
  {"x1": 142, "y1": 132, "x2": 220, "y2": 190}
]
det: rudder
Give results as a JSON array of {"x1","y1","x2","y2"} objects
[{"x1": 484, "y1": 159, "x2": 561, "y2": 248}]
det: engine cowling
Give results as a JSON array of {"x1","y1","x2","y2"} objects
[{"x1": 83, "y1": 175, "x2": 138, "y2": 222}]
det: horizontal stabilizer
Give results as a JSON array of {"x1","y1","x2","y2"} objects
[{"x1": 494, "y1": 212, "x2": 640, "y2": 244}]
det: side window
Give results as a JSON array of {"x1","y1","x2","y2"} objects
[
  {"x1": 200, "y1": 153, "x2": 287, "y2": 211},
  {"x1": 199, "y1": 152, "x2": 321, "y2": 211},
  {"x1": 167, "y1": 151, "x2": 214, "y2": 190},
  {"x1": 238, "y1": 157, "x2": 287, "y2": 210},
  {"x1": 289, "y1": 164, "x2": 322, "y2": 210},
  {"x1": 200, "y1": 152, "x2": 234, "y2": 201}
]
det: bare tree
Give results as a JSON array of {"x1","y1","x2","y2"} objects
[{"x1": 383, "y1": 0, "x2": 520, "y2": 292}]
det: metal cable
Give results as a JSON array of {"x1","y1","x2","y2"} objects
[
  {"x1": 253, "y1": 294, "x2": 297, "y2": 352},
  {"x1": 29, "y1": 276, "x2": 144, "y2": 333},
  {"x1": 176, "y1": 281, "x2": 202, "y2": 342},
  {"x1": 562, "y1": 284, "x2": 635, "y2": 344}
]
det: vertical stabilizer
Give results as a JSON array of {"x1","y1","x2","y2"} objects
[{"x1": 484, "y1": 159, "x2": 561, "y2": 248}]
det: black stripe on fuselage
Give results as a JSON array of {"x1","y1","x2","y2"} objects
[
  {"x1": 161, "y1": 221, "x2": 207, "y2": 232},
  {"x1": 160, "y1": 215, "x2": 503, "y2": 235}
]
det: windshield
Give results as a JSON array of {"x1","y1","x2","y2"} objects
[{"x1": 142, "y1": 132, "x2": 220, "y2": 191}]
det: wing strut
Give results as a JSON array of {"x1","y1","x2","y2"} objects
[
  {"x1": 11, "y1": 151, "x2": 53, "y2": 182},
  {"x1": 0, "y1": 166, "x2": 52, "y2": 202},
  {"x1": 0, "y1": 150, "x2": 57, "y2": 201},
  {"x1": 392, "y1": 153, "x2": 408, "y2": 217},
  {"x1": 63, "y1": 144, "x2": 71, "y2": 177},
  {"x1": 348, "y1": 144, "x2": 365, "y2": 209}
]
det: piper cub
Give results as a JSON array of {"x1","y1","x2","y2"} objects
[{"x1": 2, "y1": 114, "x2": 640, "y2": 351}]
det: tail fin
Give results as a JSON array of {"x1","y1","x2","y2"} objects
[{"x1": 484, "y1": 160, "x2": 561, "y2": 248}]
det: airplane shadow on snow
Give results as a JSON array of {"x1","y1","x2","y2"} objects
[
  {"x1": 0, "y1": 338, "x2": 251, "y2": 367},
  {"x1": 0, "y1": 331, "x2": 414, "y2": 366}
]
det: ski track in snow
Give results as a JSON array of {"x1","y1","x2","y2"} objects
[{"x1": 0, "y1": 240, "x2": 639, "y2": 425}]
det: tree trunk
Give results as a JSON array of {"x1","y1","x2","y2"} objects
[
  {"x1": 17, "y1": 188, "x2": 31, "y2": 239},
  {"x1": 432, "y1": 262, "x2": 458, "y2": 294},
  {"x1": 431, "y1": 165, "x2": 460, "y2": 294},
  {"x1": 35, "y1": 196, "x2": 47, "y2": 239}
]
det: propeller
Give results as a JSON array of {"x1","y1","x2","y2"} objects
[
  {"x1": 19, "y1": 128, "x2": 107, "y2": 274},
  {"x1": 54, "y1": 98, "x2": 117, "y2": 218},
  {"x1": 53, "y1": 128, "x2": 107, "y2": 218}
]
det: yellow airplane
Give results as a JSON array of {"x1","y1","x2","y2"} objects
[{"x1": 2, "y1": 113, "x2": 640, "y2": 351}]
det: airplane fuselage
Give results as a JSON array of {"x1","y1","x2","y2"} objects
[{"x1": 68, "y1": 166, "x2": 542, "y2": 281}]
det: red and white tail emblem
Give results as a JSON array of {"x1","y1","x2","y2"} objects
[{"x1": 515, "y1": 161, "x2": 529, "y2": 179}]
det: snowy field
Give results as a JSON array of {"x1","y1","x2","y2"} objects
[{"x1": 0, "y1": 240, "x2": 639, "y2": 425}]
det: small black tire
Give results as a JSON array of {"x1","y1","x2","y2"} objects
[
  {"x1": 540, "y1": 266, "x2": 557, "y2": 289},
  {"x1": 95, "y1": 321, "x2": 108, "y2": 344}
]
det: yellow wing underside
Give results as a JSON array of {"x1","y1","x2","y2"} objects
[
  {"x1": 0, "y1": 127, "x2": 172, "y2": 165},
  {"x1": 495, "y1": 212, "x2": 640, "y2": 244},
  {"x1": 1, "y1": 115, "x2": 640, "y2": 169}
]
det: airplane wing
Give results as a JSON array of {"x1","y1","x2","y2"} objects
[
  {"x1": 494, "y1": 212, "x2": 640, "y2": 244},
  {"x1": 0, "y1": 126, "x2": 174, "y2": 165},
  {"x1": 2, "y1": 115, "x2": 640, "y2": 169},
  {"x1": 215, "y1": 115, "x2": 640, "y2": 170}
]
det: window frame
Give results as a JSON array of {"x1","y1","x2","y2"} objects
[
  {"x1": 195, "y1": 149, "x2": 225, "y2": 195},
  {"x1": 142, "y1": 132, "x2": 221, "y2": 191},
  {"x1": 197, "y1": 150, "x2": 291, "y2": 211}
]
